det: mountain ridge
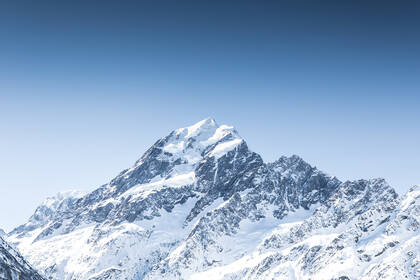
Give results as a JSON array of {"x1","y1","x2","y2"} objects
[
  {"x1": 6, "y1": 118, "x2": 419, "y2": 280},
  {"x1": 0, "y1": 235, "x2": 45, "y2": 280}
]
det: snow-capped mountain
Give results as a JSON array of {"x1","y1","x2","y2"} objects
[
  {"x1": 7, "y1": 118, "x2": 420, "y2": 280},
  {"x1": 0, "y1": 236, "x2": 45, "y2": 280}
]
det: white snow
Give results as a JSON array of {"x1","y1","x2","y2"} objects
[
  {"x1": 208, "y1": 138, "x2": 243, "y2": 159},
  {"x1": 121, "y1": 171, "x2": 196, "y2": 200},
  {"x1": 40, "y1": 190, "x2": 86, "y2": 209}
]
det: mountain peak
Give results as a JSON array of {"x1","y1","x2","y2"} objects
[
  {"x1": 188, "y1": 117, "x2": 217, "y2": 132},
  {"x1": 174, "y1": 117, "x2": 220, "y2": 139},
  {"x1": 40, "y1": 190, "x2": 86, "y2": 208},
  {"x1": 104, "y1": 118, "x2": 248, "y2": 198},
  {"x1": 166, "y1": 118, "x2": 242, "y2": 158}
]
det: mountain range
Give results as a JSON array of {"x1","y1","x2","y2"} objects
[{"x1": 3, "y1": 118, "x2": 419, "y2": 280}]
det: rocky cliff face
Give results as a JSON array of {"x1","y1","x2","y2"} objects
[
  {"x1": 0, "y1": 236, "x2": 45, "y2": 280},
  {"x1": 7, "y1": 119, "x2": 419, "y2": 280}
]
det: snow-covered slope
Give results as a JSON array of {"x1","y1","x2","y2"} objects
[
  {"x1": 0, "y1": 236, "x2": 45, "y2": 280},
  {"x1": 11, "y1": 190, "x2": 86, "y2": 239},
  {"x1": 7, "y1": 119, "x2": 420, "y2": 280}
]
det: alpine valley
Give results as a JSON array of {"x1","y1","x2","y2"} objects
[{"x1": 4, "y1": 118, "x2": 419, "y2": 280}]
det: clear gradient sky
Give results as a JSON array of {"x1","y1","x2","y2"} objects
[{"x1": 1, "y1": 0, "x2": 419, "y2": 231}]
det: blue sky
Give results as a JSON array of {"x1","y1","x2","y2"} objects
[{"x1": 1, "y1": 0, "x2": 419, "y2": 231}]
